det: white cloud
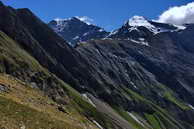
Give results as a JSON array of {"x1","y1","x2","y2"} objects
[
  {"x1": 75, "y1": 16, "x2": 94, "y2": 25},
  {"x1": 158, "y1": 2, "x2": 194, "y2": 25}
]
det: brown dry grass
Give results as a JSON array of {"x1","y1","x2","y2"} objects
[{"x1": 0, "y1": 74, "x2": 98, "y2": 129}]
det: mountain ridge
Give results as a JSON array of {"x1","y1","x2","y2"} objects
[
  {"x1": 48, "y1": 17, "x2": 109, "y2": 46},
  {"x1": 49, "y1": 14, "x2": 188, "y2": 47}
]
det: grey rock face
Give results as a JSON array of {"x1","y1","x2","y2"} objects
[
  {"x1": 48, "y1": 17, "x2": 109, "y2": 46},
  {"x1": 0, "y1": 84, "x2": 9, "y2": 93}
]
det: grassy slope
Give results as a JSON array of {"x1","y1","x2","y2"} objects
[
  {"x1": 0, "y1": 31, "x2": 102, "y2": 129},
  {"x1": 61, "y1": 81, "x2": 123, "y2": 129},
  {"x1": 0, "y1": 74, "x2": 100, "y2": 129},
  {"x1": 110, "y1": 86, "x2": 194, "y2": 129},
  {"x1": 0, "y1": 96, "x2": 80, "y2": 129},
  {"x1": 0, "y1": 31, "x2": 43, "y2": 73}
]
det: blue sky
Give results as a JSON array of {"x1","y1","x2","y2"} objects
[{"x1": 2, "y1": 0, "x2": 193, "y2": 31}]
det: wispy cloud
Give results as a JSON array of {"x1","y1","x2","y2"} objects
[{"x1": 158, "y1": 2, "x2": 194, "y2": 25}]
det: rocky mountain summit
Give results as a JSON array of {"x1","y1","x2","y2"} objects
[
  {"x1": 107, "y1": 16, "x2": 186, "y2": 45},
  {"x1": 0, "y1": 1, "x2": 194, "y2": 129},
  {"x1": 48, "y1": 17, "x2": 109, "y2": 46}
]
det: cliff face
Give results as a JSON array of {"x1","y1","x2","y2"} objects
[
  {"x1": 75, "y1": 22, "x2": 194, "y2": 128},
  {"x1": 0, "y1": 1, "x2": 194, "y2": 129}
]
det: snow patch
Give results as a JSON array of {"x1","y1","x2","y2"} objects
[
  {"x1": 73, "y1": 36, "x2": 80, "y2": 40},
  {"x1": 128, "y1": 26, "x2": 139, "y2": 32},
  {"x1": 130, "y1": 81, "x2": 137, "y2": 89},
  {"x1": 130, "y1": 39, "x2": 149, "y2": 46},
  {"x1": 107, "y1": 30, "x2": 119, "y2": 37},
  {"x1": 52, "y1": 18, "x2": 69, "y2": 32},
  {"x1": 83, "y1": 32, "x2": 89, "y2": 36},
  {"x1": 54, "y1": 18, "x2": 71, "y2": 25},
  {"x1": 172, "y1": 24, "x2": 186, "y2": 30},
  {"x1": 127, "y1": 112, "x2": 144, "y2": 127},
  {"x1": 188, "y1": 104, "x2": 194, "y2": 110},
  {"x1": 128, "y1": 16, "x2": 154, "y2": 28},
  {"x1": 82, "y1": 94, "x2": 96, "y2": 107},
  {"x1": 127, "y1": 16, "x2": 160, "y2": 34},
  {"x1": 98, "y1": 29, "x2": 105, "y2": 32},
  {"x1": 93, "y1": 120, "x2": 104, "y2": 129},
  {"x1": 102, "y1": 37, "x2": 113, "y2": 40},
  {"x1": 54, "y1": 18, "x2": 65, "y2": 26}
]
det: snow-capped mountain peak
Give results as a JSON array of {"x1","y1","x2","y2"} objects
[
  {"x1": 53, "y1": 16, "x2": 91, "y2": 26},
  {"x1": 125, "y1": 16, "x2": 160, "y2": 34},
  {"x1": 54, "y1": 18, "x2": 63, "y2": 26},
  {"x1": 50, "y1": 17, "x2": 91, "y2": 33},
  {"x1": 125, "y1": 16, "x2": 186, "y2": 34},
  {"x1": 48, "y1": 17, "x2": 109, "y2": 46},
  {"x1": 127, "y1": 16, "x2": 154, "y2": 28},
  {"x1": 107, "y1": 15, "x2": 187, "y2": 42}
]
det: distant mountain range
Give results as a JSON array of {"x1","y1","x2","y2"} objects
[{"x1": 49, "y1": 15, "x2": 187, "y2": 47}]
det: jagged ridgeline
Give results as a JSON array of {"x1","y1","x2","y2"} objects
[
  {"x1": 0, "y1": 1, "x2": 194, "y2": 129},
  {"x1": 48, "y1": 17, "x2": 109, "y2": 46}
]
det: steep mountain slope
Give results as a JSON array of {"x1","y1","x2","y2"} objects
[
  {"x1": 0, "y1": 2, "x2": 130, "y2": 129},
  {"x1": 76, "y1": 38, "x2": 194, "y2": 129},
  {"x1": 48, "y1": 17, "x2": 109, "y2": 46},
  {"x1": 0, "y1": 1, "x2": 194, "y2": 129},
  {"x1": 0, "y1": 25, "x2": 114, "y2": 129},
  {"x1": 75, "y1": 17, "x2": 194, "y2": 128},
  {"x1": 0, "y1": 2, "x2": 91, "y2": 93}
]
